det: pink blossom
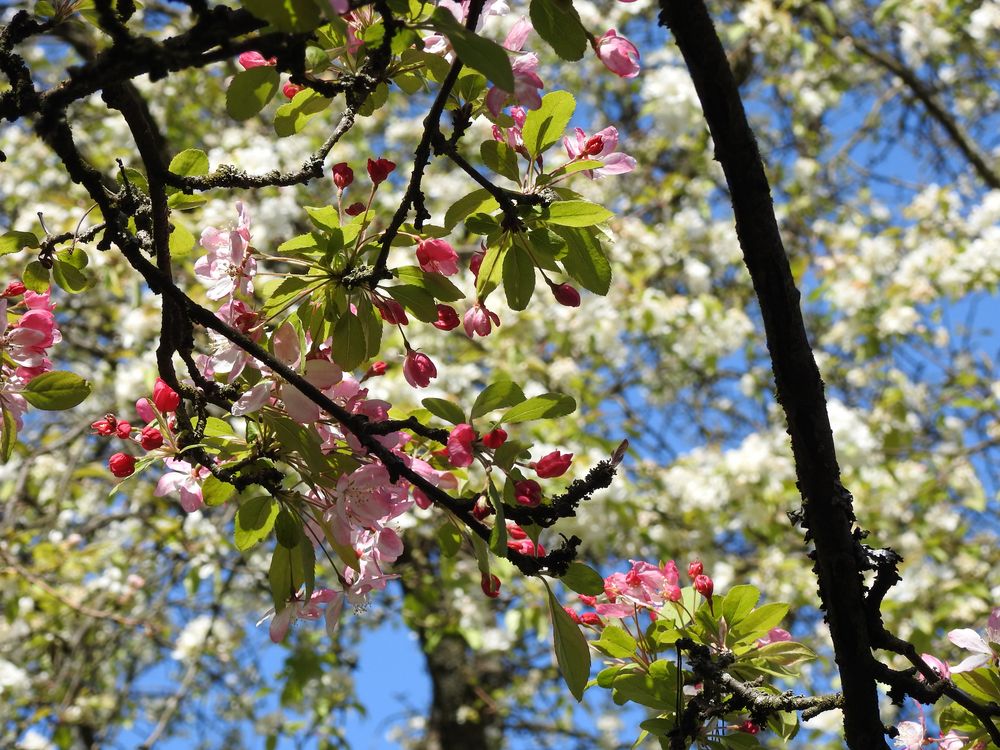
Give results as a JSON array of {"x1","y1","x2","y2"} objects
[
  {"x1": 482, "y1": 428, "x2": 507, "y2": 448},
  {"x1": 433, "y1": 304, "x2": 460, "y2": 331},
  {"x1": 893, "y1": 721, "x2": 925, "y2": 750},
  {"x1": 594, "y1": 29, "x2": 640, "y2": 79},
  {"x1": 514, "y1": 479, "x2": 541, "y2": 507},
  {"x1": 533, "y1": 450, "x2": 572, "y2": 478},
  {"x1": 194, "y1": 202, "x2": 255, "y2": 300},
  {"x1": 135, "y1": 397, "x2": 156, "y2": 423},
  {"x1": 406, "y1": 456, "x2": 457, "y2": 509},
  {"x1": 757, "y1": 628, "x2": 793, "y2": 647},
  {"x1": 463, "y1": 302, "x2": 501, "y2": 338},
  {"x1": 264, "y1": 588, "x2": 343, "y2": 643},
  {"x1": 403, "y1": 350, "x2": 437, "y2": 388},
  {"x1": 948, "y1": 608, "x2": 1000, "y2": 672},
  {"x1": 938, "y1": 731, "x2": 967, "y2": 750},
  {"x1": 562, "y1": 126, "x2": 636, "y2": 178},
  {"x1": 154, "y1": 458, "x2": 210, "y2": 512},
  {"x1": 485, "y1": 54, "x2": 544, "y2": 116},
  {"x1": 447, "y1": 423, "x2": 476, "y2": 467},
  {"x1": 374, "y1": 296, "x2": 408, "y2": 325},
  {"x1": 330, "y1": 0, "x2": 349, "y2": 14},
  {"x1": 416, "y1": 238, "x2": 459, "y2": 276},
  {"x1": 238, "y1": 51, "x2": 275, "y2": 70},
  {"x1": 919, "y1": 653, "x2": 951, "y2": 681},
  {"x1": 282, "y1": 359, "x2": 343, "y2": 424}
]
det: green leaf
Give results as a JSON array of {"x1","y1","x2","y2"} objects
[
  {"x1": 553, "y1": 226, "x2": 612, "y2": 294},
  {"x1": 593, "y1": 624, "x2": 638, "y2": 659},
  {"x1": 169, "y1": 222, "x2": 196, "y2": 258},
  {"x1": 722, "y1": 585, "x2": 760, "y2": 627},
  {"x1": 430, "y1": 9, "x2": 514, "y2": 91},
  {"x1": 488, "y1": 483, "x2": 507, "y2": 556},
  {"x1": 243, "y1": 0, "x2": 321, "y2": 32},
  {"x1": 444, "y1": 189, "x2": 498, "y2": 230},
  {"x1": 168, "y1": 148, "x2": 209, "y2": 177},
  {"x1": 331, "y1": 311, "x2": 367, "y2": 371},
  {"x1": 544, "y1": 200, "x2": 613, "y2": 227},
  {"x1": 201, "y1": 475, "x2": 236, "y2": 507},
  {"x1": 492, "y1": 439, "x2": 528, "y2": 471},
  {"x1": 501, "y1": 392, "x2": 576, "y2": 423},
  {"x1": 502, "y1": 244, "x2": 535, "y2": 310},
  {"x1": 521, "y1": 90, "x2": 576, "y2": 158},
  {"x1": 51, "y1": 259, "x2": 88, "y2": 293},
  {"x1": 303, "y1": 204, "x2": 340, "y2": 233},
  {"x1": 393, "y1": 265, "x2": 466, "y2": 302},
  {"x1": 471, "y1": 379, "x2": 525, "y2": 419},
  {"x1": 268, "y1": 541, "x2": 307, "y2": 611},
  {"x1": 561, "y1": 562, "x2": 605, "y2": 596},
  {"x1": 422, "y1": 398, "x2": 466, "y2": 426},
  {"x1": 277, "y1": 232, "x2": 321, "y2": 255},
  {"x1": 21, "y1": 371, "x2": 92, "y2": 410},
  {"x1": 732, "y1": 602, "x2": 789, "y2": 643},
  {"x1": 274, "y1": 508, "x2": 300, "y2": 548},
  {"x1": 262, "y1": 275, "x2": 321, "y2": 318},
  {"x1": 235, "y1": 496, "x2": 279, "y2": 551},
  {"x1": 1, "y1": 408, "x2": 16, "y2": 463},
  {"x1": 546, "y1": 583, "x2": 591, "y2": 701},
  {"x1": 436, "y1": 523, "x2": 462, "y2": 557},
  {"x1": 529, "y1": 0, "x2": 588, "y2": 61},
  {"x1": 480, "y1": 140, "x2": 520, "y2": 182},
  {"x1": 0, "y1": 230, "x2": 39, "y2": 255},
  {"x1": 22, "y1": 261, "x2": 50, "y2": 293},
  {"x1": 475, "y1": 239, "x2": 508, "y2": 299},
  {"x1": 274, "y1": 88, "x2": 333, "y2": 137},
  {"x1": 226, "y1": 66, "x2": 280, "y2": 121},
  {"x1": 385, "y1": 284, "x2": 439, "y2": 323}
]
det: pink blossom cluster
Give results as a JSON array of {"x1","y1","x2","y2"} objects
[{"x1": 0, "y1": 286, "x2": 61, "y2": 429}]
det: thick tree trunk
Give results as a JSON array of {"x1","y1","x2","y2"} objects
[{"x1": 658, "y1": 2, "x2": 889, "y2": 748}]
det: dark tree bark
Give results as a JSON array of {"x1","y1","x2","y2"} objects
[{"x1": 658, "y1": 2, "x2": 889, "y2": 748}]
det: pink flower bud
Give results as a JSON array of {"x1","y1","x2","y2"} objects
[
  {"x1": 514, "y1": 479, "x2": 542, "y2": 507},
  {"x1": 594, "y1": 29, "x2": 640, "y2": 79},
  {"x1": 152, "y1": 378, "x2": 181, "y2": 413},
  {"x1": 238, "y1": 51, "x2": 276, "y2": 70},
  {"x1": 416, "y1": 238, "x2": 459, "y2": 276},
  {"x1": 432, "y1": 304, "x2": 460, "y2": 331},
  {"x1": 481, "y1": 428, "x2": 507, "y2": 449},
  {"x1": 579, "y1": 612, "x2": 602, "y2": 626},
  {"x1": 472, "y1": 496, "x2": 492, "y2": 520},
  {"x1": 366, "y1": 157, "x2": 396, "y2": 186},
  {"x1": 135, "y1": 397, "x2": 156, "y2": 423},
  {"x1": 481, "y1": 573, "x2": 502, "y2": 598},
  {"x1": 694, "y1": 574, "x2": 714, "y2": 600},
  {"x1": 463, "y1": 302, "x2": 501, "y2": 338},
  {"x1": 345, "y1": 202, "x2": 366, "y2": 216},
  {"x1": 331, "y1": 162, "x2": 354, "y2": 190},
  {"x1": 738, "y1": 721, "x2": 759, "y2": 735},
  {"x1": 108, "y1": 452, "x2": 136, "y2": 478},
  {"x1": 470, "y1": 247, "x2": 485, "y2": 280},
  {"x1": 139, "y1": 426, "x2": 163, "y2": 451},
  {"x1": 367, "y1": 360, "x2": 388, "y2": 377},
  {"x1": 447, "y1": 423, "x2": 476, "y2": 468},
  {"x1": 374, "y1": 296, "x2": 408, "y2": 325},
  {"x1": 282, "y1": 82, "x2": 304, "y2": 99},
  {"x1": 533, "y1": 450, "x2": 572, "y2": 478},
  {"x1": 550, "y1": 282, "x2": 581, "y2": 307},
  {"x1": 403, "y1": 349, "x2": 437, "y2": 388},
  {"x1": 2, "y1": 280, "x2": 26, "y2": 297},
  {"x1": 563, "y1": 607, "x2": 581, "y2": 624},
  {"x1": 687, "y1": 560, "x2": 704, "y2": 579}
]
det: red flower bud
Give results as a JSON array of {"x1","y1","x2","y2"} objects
[
  {"x1": 152, "y1": 378, "x2": 180, "y2": 413},
  {"x1": 115, "y1": 420, "x2": 132, "y2": 439},
  {"x1": 688, "y1": 560, "x2": 704, "y2": 579},
  {"x1": 367, "y1": 360, "x2": 388, "y2": 377},
  {"x1": 694, "y1": 574, "x2": 714, "y2": 600},
  {"x1": 108, "y1": 452, "x2": 136, "y2": 478},
  {"x1": 481, "y1": 428, "x2": 507, "y2": 449},
  {"x1": 2, "y1": 280, "x2": 26, "y2": 297},
  {"x1": 563, "y1": 607, "x2": 581, "y2": 624},
  {"x1": 345, "y1": 202, "x2": 366, "y2": 216},
  {"x1": 514, "y1": 479, "x2": 542, "y2": 507},
  {"x1": 282, "y1": 82, "x2": 304, "y2": 99},
  {"x1": 551, "y1": 282, "x2": 581, "y2": 307},
  {"x1": 432, "y1": 304, "x2": 460, "y2": 331},
  {"x1": 139, "y1": 426, "x2": 163, "y2": 451},
  {"x1": 91, "y1": 415, "x2": 117, "y2": 436},
  {"x1": 481, "y1": 573, "x2": 502, "y2": 598},
  {"x1": 331, "y1": 162, "x2": 354, "y2": 190},
  {"x1": 374, "y1": 296, "x2": 408, "y2": 325},
  {"x1": 472, "y1": 496, "x2": 492, "y2": 520},
  {"x1": 533, "y1": 450, "x2": 573, "y2": 478},
  {"x1": 579, "y1": 612, "x2": 602, "y2": 626},
  {"x1": 738, "y1": 721, "x2": 759, "y2": 735},
  {"x1": 366, "y1": 157, "x2": 396, "y2": 186}
]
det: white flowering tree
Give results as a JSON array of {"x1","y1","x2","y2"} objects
[{"x1": 1, "y1": 1, "x2": 998, "y2": 749}]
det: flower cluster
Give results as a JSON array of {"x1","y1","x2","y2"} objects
[{"x1": 0, "y1": 288, "x2": 61, "y2": 430}]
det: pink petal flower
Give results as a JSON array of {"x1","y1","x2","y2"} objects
[
  {"x1": 595, "y1": 29, "x2": 640, "y2": 79},
  {"x1": 447, "y1": 423, "x2": 476, "y2": 468}
]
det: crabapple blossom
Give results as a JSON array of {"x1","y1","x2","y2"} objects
[
  {"x1": 154, "y1": 458, "x2": 210, "y2": 512},
  {"x1": 108, "y1": 452, "x2": 136, "y2": 478},
  {"x1": 345, "y1": 201, "x2": 365, "y2": 216},
  {"x1": 482, "y1": 428, "x2": 507, "y2": 449},
  {"x1": 432, "y1": 304, "x2": 460, "y2": 331},
  {"x1": 135, "y1": 397, "x2": 156, "y2": 423},
  {"x1": 366, "y1": 157, "x2": 395, "y2": 185},
  {"x1": 948, "y1": 608, "x2": 1000, "y2": 672},
  {"x1": 532, "y1": 450, "x2": 572, "y2": 478},
  {"x1": 2, "y1": 280, "x2": 25, "y2": 296},
  {"x1": 514, "y1": 479, "x2": 542, "y2": 507},
  {"x1": 152, "y1": 378, "x2": 180, "y2": 413},
  {"x1": 402, "y1": 349, "x2": 437, "y2": 388},
  {"x1": 331, "y1": 162, "x2": 353, "y2": 190},
  {"x1": 688, "y1": 560, "x2": 704, "y2": 578},
  {"x1": 594, "y1": 29, "x2": 641, "y2": 79},
  {"x1": 139, "y1": 426, "x2": 163, "y2": 450},
  {"x1": 562, "y1": 126, "x2": 636, "y2": 178},
  {"x1": 373, "y1": 296, "x2": 408, "y2": 325},
  {"x1": 194, "y1": 202, "x2": 255, "y2": 300},
  {"x1": 416, "y1": 238, "x2": 459, "y2": 276},
  {"x1": 281, "y1": 83, "x2": 303, "y2": 99},
  {"x1": 694, "y1": 574, "x2": 714, "y2": 600},
  {"x1": 550, "y1": 282, "x2": 581, "y2": 307},
  {"x1": 237, "y1": 51, "x2": 275, "y2": 69},
  {"x1": 447, "y1": 424, "x2": 476, "y2": 468},
  {"x1": 463, "y1": 301, "x2": 501, "y2": 337},
  {"x1": 893, "y1": 721, "x2": 926, "y2": 750},
  {"x1": 481, "y1": 573, "x2": 502, "y2": 598},
  {"x1": 485, "y1": 54, "x2": 544, "y2": 116}
]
